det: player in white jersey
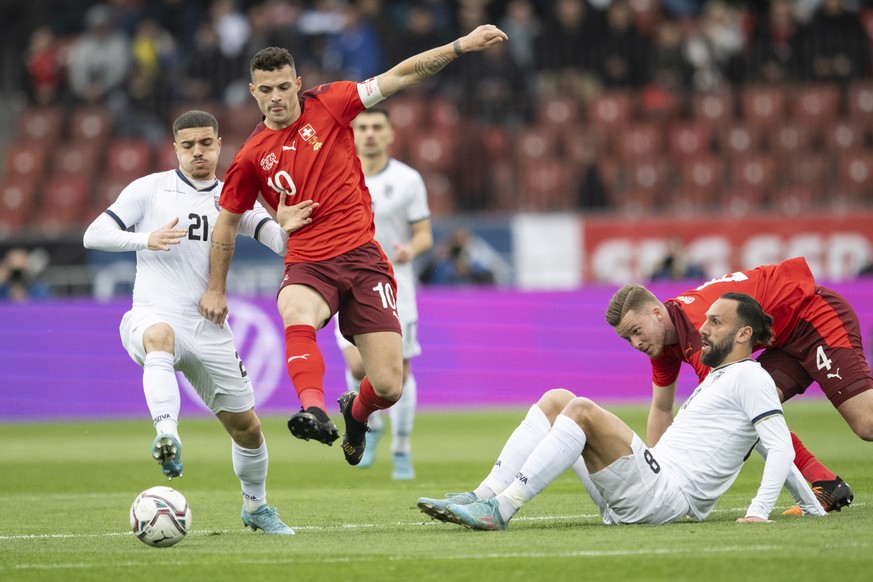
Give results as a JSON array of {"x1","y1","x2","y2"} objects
[
  {"x1": 417, "y1": 292, "x2": 827, "y2": 530},
  {"x1": 331, "y1": 108, "x2": 432, "y2": 479},
  {"x1": 83, "y1": 110, "x2": 316, "y2": 535}
]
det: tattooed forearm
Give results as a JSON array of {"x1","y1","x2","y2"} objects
[
  {"x1": 414, "y1": 53, "x2": 453, "y2": 78},
  {"x1": 211, "y1": 240, "x2": 235, "y2": 252}
]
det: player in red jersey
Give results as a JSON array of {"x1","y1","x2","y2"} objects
[
  {"x1": 199, "y1": 26, "x2": 508, "y2": 466},
  {"x1": 605, "y1": 257, "x2": 872, "y2": 511}
]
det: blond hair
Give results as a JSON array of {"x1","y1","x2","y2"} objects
[{"x1": 605, "y1": 284, "x2": 661, "y2": 327}]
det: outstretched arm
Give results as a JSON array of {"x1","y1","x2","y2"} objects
[
  {"x1": 647, "y1": 381, "x2": 676, "y2": 446},
  {"x1": 198, "y1": 208, "x2": 243, "y2": 327},
  {"x1": 375, "y1": 24, "x2": 508, "y2": 99},
  {"x1": 84, "y1": 213, "x2": 185, "y2": 252}
]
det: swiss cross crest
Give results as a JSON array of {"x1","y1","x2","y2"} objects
[
  {"x1": 260, "y1": 152, "x2": 278, "y2": 171},
  {"x1": 298, "y1": 124, "x2": 322, "y2": 151}
]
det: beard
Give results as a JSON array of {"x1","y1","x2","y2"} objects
[{"x1": 701, "y1": 334, "x2": 733, "y2": 367}]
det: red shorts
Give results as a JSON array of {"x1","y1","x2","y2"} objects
[
  {"x1": 756, "y1": 286, "x2": 873, "y2": 408},
  {"x1": 279, "y1": 241, "x2": 401, "y2": 341}
]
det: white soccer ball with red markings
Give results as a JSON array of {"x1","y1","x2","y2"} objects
[{"x1": 130, "y1": 486, "x2": 192, "y2": 547}]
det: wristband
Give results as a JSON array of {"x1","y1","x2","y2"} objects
[{"x1": 453, "y1": 39, "x2": 463, "y2": 57}]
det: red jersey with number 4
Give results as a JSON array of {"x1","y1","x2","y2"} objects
[
  {"x1": 652, "y1": 257, "x2": 818, "y2": 386},
  {"x1": 220, "y1": 81, "x2": 374, "y2": 263}
]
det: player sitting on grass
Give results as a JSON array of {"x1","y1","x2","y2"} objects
[{"x1": 418, "y1": 293, "x2": 827, "y2": 530}]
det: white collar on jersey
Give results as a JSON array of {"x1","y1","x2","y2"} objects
[{"x1": 175, "y1": 169, "x2": 219, "y2": 192}]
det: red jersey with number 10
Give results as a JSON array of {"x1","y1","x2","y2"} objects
[
  {"x1": 220, "y1": 81, "x2": 374, "y2": 263},
  {"x1": 652, "y1": 257, "x2": 818, "y2": 386}
]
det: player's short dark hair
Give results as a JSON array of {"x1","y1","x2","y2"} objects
[
  {"x1": 359, "y1": 107, "x2": 390, "y2": 121},
  {"x1": 250, "y1": 47, "x2": 296, "y2": 80},
  {"x1": 172, "y1": 110, "x2": 218, "y2": 138},
  {"x1": 720, "y1": 292, "x2": 774, "y2": 346}
]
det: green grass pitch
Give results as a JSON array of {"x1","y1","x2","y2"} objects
[{"x1": 1, "y1": 400, "x2": 870, "y2": 582}]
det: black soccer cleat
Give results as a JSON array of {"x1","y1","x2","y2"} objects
[
  {"x1": 337, "y1": 391, "x2": 368, "y2": 466},
  {"x1": 812, "y1": 476, "x2": 854, "y2": 512},
  {"x1": 287, "y1": 406, "x2": 339, "y2": 446}
]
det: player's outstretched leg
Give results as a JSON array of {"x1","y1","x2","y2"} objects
[
  {"x1": 287, "y1": 407, "x2": 340, "y2": 445},
  {"x1": 338, "y1": 391, "x2": 368, "y2": 465},
  {"x1": 151, "y1": 434, "x2": 183, "y2": 479},
  {"x1": 241, "y1": 504, "x2": 295, "y2": 535},
  {"x1": 417, "y1": 492, "x2": 477, "y2": 523}
]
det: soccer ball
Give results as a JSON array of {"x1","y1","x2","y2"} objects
[{"x1": 130, "y1": 486, "x2": 192, "y2": 547}]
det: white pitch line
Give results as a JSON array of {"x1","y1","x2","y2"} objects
[{"x1": 0, "y1": 503, "x2": 863, "y2": 541}]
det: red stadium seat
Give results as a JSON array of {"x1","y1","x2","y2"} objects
[
  {"x1": 669, "y1": 186, "x2": 719, "y2": 216},
  {"x1": 106, "y1": 139, "x2": 153, "y2": 180},
  {"x1": 69, "y1": 106, "x2": 113, "y2": 141},
  {"x1": 847, "y1": 81, "x2": 873, "y2": 125},
  {"x1": 430, "y1": 97, "x2": 461, "y2": 129},
  {"x1": 740, "y1": 86, "x2": 786, "y2": 127},
  {"x1": 720, "y1": 187, "x2": 765, "y2": 218},
  {"x1": 16, "y1": 106, "x2": 64, "y2": 144},
  {"x1": 518, "y1": 159, "x2": 573, "y2": 211},
  {"x1": 780, "y1": 152, "x2": 831, "y2": 190},
  {"x1": 836, "y1": 150, "x2": 873, "y2": 195},
  {"x1": 716, "y1": 122, "x2": 765, "y2": 156},
  {"x1": 772, "y1": 185, "x2": 816, "y2": 216},
  {"x1": 406, "y1": 130, "x2": 454, "y2": 173},
  {"x1": 691, "y1": 89, "x2": 735, "y2": 128},
  {"x1": 536, "y1": 96, "x2": 580, "y2": 127},
  {"x1": 771, "y1": 121, "x2": 816, "y2": 157},
  {"x1": 51, "y1": 141, "x2": 101, "y2": 179},
  {"x1": 0, "y1": 178, "x2": 37, "y2": 235},
  {"x1": 34, "y1": 176, "x2": 92, "y2": 234},
  {"x1": 515, "y1": 126, "x2": 562, "y2": 164},
  {"x1": 790, "y1": 84, "x2": 839, "y2": 129},
  {"x1": 3, "y1": 142, "x2": 50, "y2": 183},
  {"x1": 668, "y1": 121, "x2": 713, "y2": 160},
  {"x1": 678, "y1": 157, "x2": 725, "y2": 193},
  {"x1": 587, "y1": 91, "x2": 634, "y2": 130},
  {"x1": 729, "y1": 155, "x2": 777, "y2": 194},
  {"x1": 615, "y1": 122, "x2": 664, "y2": 161},
  {"x1": 822, "y1": 120, "x2": 866, "y2": 152}
]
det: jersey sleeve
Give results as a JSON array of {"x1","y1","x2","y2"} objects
[
  {"x1": 220, "y1": 149, "x2": 262, "y2": 214},
  {"x1": 651, "y1": 351, "x2": 682, "y2": 387},
  {"x1": 239, "y1": 201, "x2": 287, "y2": 256},
  {"x1": 105, "y1": 176, "x2": 150, "y2": 230}
]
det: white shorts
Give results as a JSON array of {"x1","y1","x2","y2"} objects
[
  {"x1": 120, "y1": 308, "x2": 255, "y2": 414},
  {"x1": 333, "y1": 314, "x2": 421, "y2": 360},
  {"x1": 589, "y1": 434, "x2": 691, "y2": 525}
]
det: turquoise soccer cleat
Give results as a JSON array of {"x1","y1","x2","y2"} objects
[
  {"x1": 241, "y1": 504, "x2": 295, "y2": 535},
  {"x1": 151, "y1": 434, "x2": 183, "y2": 479},
  {"x1": 416, "y1": 491, "x2": 477, "y2": 522}
]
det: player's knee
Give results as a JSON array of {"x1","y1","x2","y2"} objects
[
  {"x1": 561, "y1": 396, "x2": 598, "y2": 425},
  {"x1": 538, "y1": 389, "x2": 576, "y2": 421},
  {"x1": 143, "y1": 323, "x2": 175, "y2": 352},
  {"x1": 850, "y1": 419, "x2": 873, "y2": 442},
  {"x1": 348, "y1": 362, "x2": 366, "y2": 380}
]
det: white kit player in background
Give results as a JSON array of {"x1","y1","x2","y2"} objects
[
  {"x1": 84, "y1": 110, "x2": 316, "y2": 535},
  {"x1": 332, "y1": 108, "x2": 432, "y2": 480},
  {"x1": 417, "y1": 292, "x2": 827, "y2": 530}
]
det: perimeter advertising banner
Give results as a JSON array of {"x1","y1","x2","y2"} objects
[
  {"x1": 3, "y1": 283, "x2": 872, "y2": 422},
  {"x1": 581, "y1": 211, "x2": 873, "y2": 284}
]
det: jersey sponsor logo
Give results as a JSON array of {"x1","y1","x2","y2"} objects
[
  {"x1": 213, "y1": 195, "x2": 220, "y2": 210},
  {"x1": 675, "y1": 295, "x2": 695, "y2": 304},
  {"x1": 287, "y1": 354, "x2": 310, "y2": 363},
  {"x1": 260, "y1": 152, "x2": 279, "y2": 171},
  {"x1": 298, "y1": 124, "x2": 322, "y2": 151},
  {"x1": 827, "y1": 368, "x2": 842, "y2": 380},
  {"x1": 282, "y1": 142, "x2": 296, "y2": 151}
]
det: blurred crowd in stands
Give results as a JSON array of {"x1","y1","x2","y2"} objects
[{"x1": 2, "y1": 0, "x2": 873, "y2": 294}]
